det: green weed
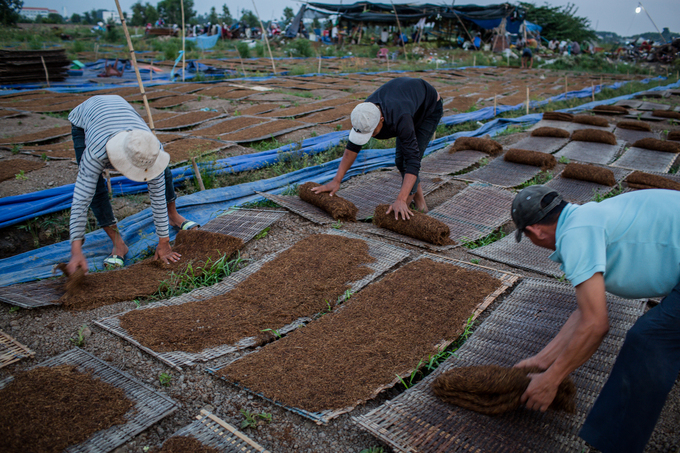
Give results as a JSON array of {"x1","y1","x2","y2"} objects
[
  {"x1": 15, "y1": 170, "x2": 27, "y2": 180},
  {"x1": 254, "y1": 227, "x2": 270, "y2": 240},
  {"x1": 9, "y1": 306, "x2": 21, "y2": 314},
  {"x1": 70, "y1": 324, "x2": 88, "y2": 347},
  {"x1": 470, "y1": 258, "x2": 480, "y2": 264},
  {"x1": 558, "y1": 156, "x2": 570, "y2": 164},
  {"x1": 462, "y1": 230, "x2": 507, "y2": 249},
  {"x1": 159, "y1": 372, "x2": 172, "y2": 386},
  {"x1": 261, "y1": 328, "x2": 282, "y2": 339},
  {"x1": 240, "y1": 409, "x2": 272, "y2": 429},
  {"x1": 10, "y1": 144, "x2": 22, "y2": 154},
  {"x1": 331, "y1": 220, "x2": 343, "y2": 229},
  {"x1": 592, "y1": 183, "x2": 624, "y2": 202},
  {"x1": 517, "y1": 171, "x2": 553, "y2": 189},
  {"x1": 361, "y1": 447, "x2": 386, "y2": 453}
]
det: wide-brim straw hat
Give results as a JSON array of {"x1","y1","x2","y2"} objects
[{"x1": 106, "y1": 129, "x2": 169, "y2": 182}]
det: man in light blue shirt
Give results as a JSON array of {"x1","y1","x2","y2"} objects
[{"x1": 510, "y1": 185, "x2": 680, "y2": 453}]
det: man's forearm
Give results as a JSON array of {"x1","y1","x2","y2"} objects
[
  {"x1": 332, "y1": 149, "x2": 358, "y2": 183},
  {"x1": 398, "y1": 173, "x2": 418, "y2": 201}
]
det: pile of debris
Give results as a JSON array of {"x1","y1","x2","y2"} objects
[{"x1": 0, "y1": 49, "x2": 70, "y2": 85}]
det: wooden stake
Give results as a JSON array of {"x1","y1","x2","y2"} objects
[
  {"x1": 564, "y1": 75, "x2": 568, "y2": 98},
  {"x1": 150, "y1": 60, "x2": 153, "y2": 81},
  {"x1": 526, "y1": 86, "x2": 529, "y2": 114},
  {"x1": 94, "y1": 43, "x2": 99, "y2": 61},
  {"x1": 40, "y1": 56, "x2": 50, "y2": 87},
  {"x1": 180, "y1": 0, "x2": 186, "y2": 82},
  {"x1": 239, "y1": 55, "x2": 247, "y2": 77},
  {"x1": 493, "y1": 94, "x2": 497, "y2": 116},
  {"x1": 104, "y1": 170, "x2": 112, "y2": 194},
  {"x1": 591, "y1": 82, "x2": 595, "y2": 102},
  {"x1": 318, "y1": 55, "x2": 321, "y2": 74},
  {"x1": 390, "y1": 0, "x2": 408, "y2": 59},
  {"x1": 113, "y1": 0, "x2": 155, "y2": 131},
  {"x1": 191, "y1": 157, "x2": 206, "y2": 191},
  {"x1": 473, "y1": 55, "x2": 476, "y2": 67},
  {"x1": 251, "y1": 0, "x2": 276, "y2": 75}
]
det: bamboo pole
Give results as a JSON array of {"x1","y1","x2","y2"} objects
[
  {"x1": 113, "y1": 0, "x2": 155, "y2": 131},
  {"x1": 564, "y1": 75, "x2": 567, "y2": 98},
  {"x1": 493, "y1": 94, "x2": 497, "y2": 116},
  {"x1": 390, "y1": 0, "x2": 408, "y2": 59},
  {"x1": 40, "y1": 56, "x2": 50, "y2": 87},
  {"x1": 526, "y1": 86, "x2": 529, "y2": 114},
  {"x1": 191, "y1": 157, "x2": 206, "y2": 191},
  {"x1": 318, "y1": 54, "x2": 321, "y2": 74},
  {"x1": 591, "y1": 82, "x2": 595, "y2": 102},
  {"x1": 473, "y1": 55, "x2": 476, "y2": 67},
  {"x1": 150, "y1": 59, "x2": 153, "y2": 81},
  {"x1": 180, "y1": 0, "x2": 186, "y2": 82},
  {"x1": 104, "y1": 170, "x2": 113, "y2": 194},
  {"x1": 251, "y1": 0, "x2": 276, "y2": 75},
  {"x1": 239, "y1": 55, "x2": 247, "y2": 77}
]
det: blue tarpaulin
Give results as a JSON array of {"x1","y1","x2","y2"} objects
[{"x1": 186, "y1": 33, "x2": 220, "y2": 50}]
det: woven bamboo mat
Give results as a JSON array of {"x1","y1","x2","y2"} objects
[
  {"x1": 94, "y1": 230, "x2": 410, "y2": 370},
  {"x1": 470, "y1": 232, "x2": 563, "y2": 278},
  {"x1": 554, "y1": 140, "x2": 626, "y2": 165},
  {"x1": 455, "y1": 156, "x2": 543, "y2": 188},
  {"x1": 528, "y1": 121, "x2": 614, "y2": 134},
  {"x1": 507, "y1": 136, "x2": 570, "y2": 154},
  {"x1": 614, "y1": 128, "x2": 658, "y2": 144},
  {"x1": 354, "y1": 278, "x2": 646, "y2": 453},
  {"x1": 207, "y1": 254, "x2": 519, "y2": 425},
  {"x1": 623, "y1": 112, "x2": 667, "y2": 122},
  {"x1": 161, "y1": 409, "x2": 270, "y2": 453},
  {"x1": 258, "y1": 172, "x2": 451, "y2": 223},
  {"x1": 420, "y1": 149, "x2": 488, "y2": 176},
  {"x1": 0, "y1": 329, "x2": 34, "y2": 369},
  {"x1": 220, "y1": 122, "x2": 313, "y2": 144},
  {"x1": 0, "y1": 279, "x2": 63, "y2": 309},
  {"x1": 611, "y1": 147, "x2": 678, "y2": 173},
  {"x1": 0, "y1": 348, "x2": 178, "y2": 453},
  {"x1": 545, "y1": 166, "x2": 632, "y2": 204},
  {"x1": 201, "y1": 208, "x2": 286, "y2": 243},
  {"x1": 615, "y1": 99, "x2": 643, "y2": 109},
  {"x1": 636, "y1": 102, "x2": 672, "y2": 111}
]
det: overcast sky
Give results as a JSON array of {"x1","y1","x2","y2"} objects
[{"x1": 29, "y1": 0, "x2": 680, "y2": 37}]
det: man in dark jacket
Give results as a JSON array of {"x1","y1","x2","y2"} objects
[{"x1": 312, "y1": 77, "x2": 442, "y2": 220}]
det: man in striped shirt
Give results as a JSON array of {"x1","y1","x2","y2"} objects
[{"x1": 65, "y1": 95, "x2": 197, "y2": 274}]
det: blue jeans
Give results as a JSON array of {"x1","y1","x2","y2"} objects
[
  {"x1": 72, "y1": 125, "x2": 176, "y2": 228},
  {"x1": 579, "y1": 279, "x2": 680, "y2": 453},
  {"x1": 395, "y1": 99, "x2": 443, "y2": 195}
]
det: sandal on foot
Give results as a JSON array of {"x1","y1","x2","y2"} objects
[
  {"x1": 103, "y1": 254, "x2": 125, "y2": 269},
  {"x1": 179, "y1": 220, "x2": 200, "y2": 230}
]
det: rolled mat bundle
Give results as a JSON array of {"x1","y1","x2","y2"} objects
[
  {"x1": 571, "y1": 129, "x2": 617, "y2": 145},
  {"x1": 542, "y1": 111, "x2": 574, "y2": 122},
  {"x1": 626, "y1": 171, "x2": 680, "y2": 191},
  {"x1": 299, "y1": 182, "x2": 358, "y2": 221},
  {"x1": 373, "y1": 204, "x2": 455, "y2": 246},
  {"x1": 504, "y1": 148, "x2": 556, "y2": 170},
  {"x1": 652, "y1": 110, "x2": 680, "y2": 120},
  {"x1": 450, "y1": 136, "x2": 503, "y2": 156},
  {"x1": 632, "y1": 138, "x2": 680, "y2": 153},
  {"x1": 669, "y1": 131, "x2": 680, "y2": 141},
  {"x1": 616, "y1": 120, "x2": 652, "y2": 132},
  {"x1": 592, "y1": 105, "x2": 629, "y2": 114},
  {"x1": 562, "y1": 162, "x2": 616, "y2": 186},
  {"x1": 530, "y1": 127, "x2": 570, "y2": 138},
  {"x1": 572, "y1": 115, "x2": 609, "y2": 127},
  {"x1": 432, "y1": 365, "x2": 577, "y2": 416}
]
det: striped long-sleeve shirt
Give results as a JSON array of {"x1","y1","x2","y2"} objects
[{"x1": 68, "y1": 95, "x2": 169, "y2": 243}]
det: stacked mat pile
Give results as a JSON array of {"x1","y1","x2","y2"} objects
[{"x1": 0, "y1": 49, "x2": 70, "y2": 84}]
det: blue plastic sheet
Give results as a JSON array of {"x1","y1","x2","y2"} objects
[{"x1": 186, "y1": 33, "x2": 220, "y2": 50}]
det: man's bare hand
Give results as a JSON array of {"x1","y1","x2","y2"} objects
[
  {"x1": 520, "y1": 371, "x2": 559, "y2": 412},
  {"x1": 385, "y1": 199, "x2": 413, "y2": 220},
  {"x1": 66, "y1": 252, "x2": 88, "y2": 276},
  {"x1": 154, "y1": 238, "x2": 181, "y2": 264},
  {"x1": 514, "y1": 355, "x2": 548, "y2": 370},
  {"x1": 311, "y1": 180, "x2": 340, "y2": 197}
]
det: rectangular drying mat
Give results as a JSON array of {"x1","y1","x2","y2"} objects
[
  {"x1": 455, "y1": 156, "x2": 544, "y2": 188},
  {"x1": 610, "y1": 147, "x2": 678, "y2": 173},
  {"x1": 554, "y1": 140, "x2": 625, "y2": 166},
  {"x1": 94, "y1": 229, "x2": 411, "y2": 370},
  {"x1": 207, "y1": 254, "x2": 520, "y2": 425},
  {"x1": 0, "y1": 329, "x2": 34, "y2": 369},
  {"x1": 0, "y1": 279, "x2": 63, "y2": 309},
  {"x1": 507, "y1": 136, "x2": 570, "y2": 155},
  {"x1": 201, "y1": 208, "x2": 287, "y2": 243},
  {"x1": 161, "y1": 409, "x2": 270, "y2": 453},
  {"x1": 614, "y1": 127, "x2": 658, "y2": 144},
  {"x1": 544, "y1": 166, "x2": 632, "y2": 204},
  {"x1": 528, "y1": 121, "x2": 614, "y2": 134},
  {"x1": 470, "y1": 231, "x2": 563, "y2": 278},
  {"x1": 0, "y1": 348, "x2": 178, "y2": 453},
  {"x1": 420, "y1": 149, "x2": 488, "y2": 176},
  {"x1": 257, "y1": 191, "x2": 333, "y2": 224},
  {"x1": 353, "y1": 278, "x2": 646, "y2": 453}
]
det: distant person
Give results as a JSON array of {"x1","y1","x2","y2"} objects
[
  {"x1": 521, "y1": 46, "x2": 533, "y2": 69},
  {"x1": 380, "y1": 27, "x2": 389, "y2": 44},
  {"x1": 572, "y1": 41, "x2": 580, "y2": 55},
  {"x1": 510, "y1": 185, "x2": 680, "y2": 453},
  {"x1": 312, "y1": 77, "x2": 443, "y2": 219},
  {"x1": 66, "y1": 96, "x2": 199, "y2": 274}
]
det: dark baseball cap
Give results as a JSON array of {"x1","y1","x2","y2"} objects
[{"x1": 511, "y1": 185, "x2": 563, "y2": 242}]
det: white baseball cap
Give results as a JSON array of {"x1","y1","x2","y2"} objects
[
  {"x1": 349, "y1": 102, "x2": 381, "y2": 146},
  {"x1": 106, "y1": 129, "x2": 169, "y2": 182}
]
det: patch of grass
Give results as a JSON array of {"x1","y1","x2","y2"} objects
[
  {"x1": 240, "y1": 409, "x2": 272, "y2": 429},
  {"x1": 254, "y1": 227, "x2": 270, "y2": 240},
  {"x1": 462, "y1": 230, "x2": 507, "y2": 249},
  {"x1": 158, "y1": 372, "x2": 172, "y2": 386},
  {"x1": 470, "y1": 258, "x2": 481, "y2": 264},
  {"x1": 11, "y1": 144, "x2": 22, "y2": 155},
  {"x1": 592, "y1": 183, "x2": 624, "y2": 202},
  {"x1": 70, "y1": 324, "x2": 88, "y2": 347},
  {"x1": 241, "y1": 198, "x2": 281, "y2": 208},
  {"x1": 494, "y1": 123, "x2": 531, "y2": 137},
  {"x1": 361, "y1": 447, "x2": 386, "y2": 453},
  {"x1": 331, "y1": 220, "x2": 343, "y2": 229},
  {"x1": 14, "y1": 170, "x2": 28, "y2": 180},
  {"x1": 9, "y1": 306, "x2": 21, "y2": 314},
  {"x1": 558, "y1": 156, "x2": 570, "y2": 164},
  {"x1": 517, "y1": 170, "x2": 553, "y2": 189}
]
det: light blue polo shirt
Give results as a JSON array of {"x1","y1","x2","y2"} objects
[{"x1": 549, "y1": 190, "x2": 680, "y2": 299}]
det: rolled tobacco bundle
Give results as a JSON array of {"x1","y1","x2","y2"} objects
[
  {"x1": 373, "y1": 204, "x2": 455, "y2": 246},
  {"x1": 668, "y1": 130, "x2": 680, "y2": 141},
  {"x1": 571, "y1": 129, "x2": 617, "y2": 145},
  {"x1": 572, "y1": 114, "x2": 609, "y2": 127},
  {"x1": 626, "y1": 171, "x2": 680, "y2": 191},
  {"x1": 561, "y1": 163, "x2": 616, "y2": 186},
  {"x1": 504, "y1": 148, "x2": 556, "y2": 170},
  {"x1": 432, "y1": 365, "x2": 577, "y2": 416},
  {"x1": 530, "y1": 127, "x2": 570, "y2": 138},
  {"x1": 632, "y1": 138, "x2": 680, "y2": 153},
  {"x1": 299, "y1": 181, "x2": 358, "y2": 221},
  {"x1": 616, "y1": 120, "x2": 652, "y2": 132},
  {"x1": 652, "y1": 110, "x2": 680, "y2": 120},
  {"x1": 450, "y1": 136, "x2": 503, "y2": 156},
  {"x1": 592, "y1": 105, "x2": 629, "y2": 114},
  {"x1": 542, "y1": 111, "x2": 573, "y2": 122}
]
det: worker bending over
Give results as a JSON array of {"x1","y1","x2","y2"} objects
[
  {"x1": 66, "y1": 95, "x2": 198, "y2": 274},
  {"x1": 511, "y1": 185, "x2": 680, "y2": 453},
  {"x1": 313, "y1": 77, "x2": 443, "y2": 220}
]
